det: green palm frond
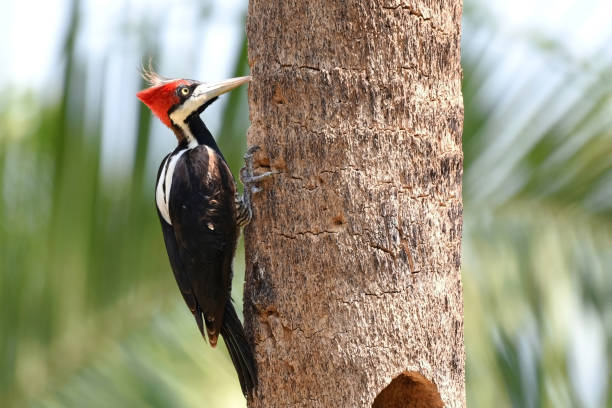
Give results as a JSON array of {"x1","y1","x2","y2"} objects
[
  {"x1": 464, "y1": 205, "x2": 611, "y2": 407},
  {"x1": 31, "y1": 304, "x2": 245, "y2": 408},
  {"x1": 0, "y1": 3, "x2": 248, "y2": 406},
  {"x1": 463, "y1": 8, "x2": 612, "y2": 407}
]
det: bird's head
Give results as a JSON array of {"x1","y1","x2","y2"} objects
[{"x1": 137, "y1": 67, "x2": 250, "y2": 142}]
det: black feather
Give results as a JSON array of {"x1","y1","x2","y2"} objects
[
  {"x1": 221, "y1": 301, "x2": 258, "y2": 395},
  {"x1": 156, "y1": 141, "x2": 257, "y2": 395}
]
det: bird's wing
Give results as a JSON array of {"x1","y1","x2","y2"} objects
[
  {"x1": 158, "y1": 216, "x2": 207, "y2": 333},
  {"x1": 167, "y1": 145, "x2": 238, "y2": 344},
  {"x1": 156, "y1": 154, "x2": 207, "y2": 334}
]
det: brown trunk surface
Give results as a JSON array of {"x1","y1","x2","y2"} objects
[{"x1": 244, "y1": 0, "x2": 464, "y2": 406}]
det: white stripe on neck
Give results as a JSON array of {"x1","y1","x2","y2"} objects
[{"x1": 170, "y1": 107, "x2": 198, "y2": 148}]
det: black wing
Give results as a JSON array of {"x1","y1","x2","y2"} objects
[
  {"x1": 166, "y1": 145, "x2": 238, "y2": 346},
  {"x1": 156, "y1": 153, "x2": 205, "y2": 334},
  {"x1": 156, "y1": 147, "x2": 257, "y2": 395}
]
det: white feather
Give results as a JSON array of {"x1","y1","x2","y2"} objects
[{"x1": 156, "y1": 149, "x2": 188, "y2": 225}]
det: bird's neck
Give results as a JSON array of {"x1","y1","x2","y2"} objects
[{"x1": 181, "y1": 114, "x2": 226, "y2": 162}]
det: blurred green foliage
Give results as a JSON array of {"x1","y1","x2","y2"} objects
[
  {"x1": 0, "y1": 1, "x2": 249, "y2": 406},
  {"x1": 462, "y1": 6, "x2": 612, "y2": 407},
  {"x1": 0, "y1": 1, "x2": 610, "y2": 407}
]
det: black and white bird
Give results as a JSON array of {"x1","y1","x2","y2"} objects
[{"x1": 137, "y1": 68, "x2": 264, "y2": 396}]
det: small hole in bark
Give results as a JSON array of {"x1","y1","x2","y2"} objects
[
  {"x1": 329, "y1": 214, "x2": 347, "y2": 232},
  {"x1": 272, "y1": 85, "x2": 287, "y2": 105},
  {"x1": 332, "y1": 214, "x2": 346, "y2": 226},
  {"x1": 256, "y1": 155, "x2": 270, "y2": 167},
  {"x1": 372, "y1": 371, "x2": 444, "y2": 408},
  {"x1": 262, "y1": 306, "x2": 279, "y2": 318}
]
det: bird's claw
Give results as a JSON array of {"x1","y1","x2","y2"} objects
[{"x1": 235, "y1": 146, "x2": 276, "y2": 227}]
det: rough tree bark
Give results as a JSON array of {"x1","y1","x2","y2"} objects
[{"x1": 244, "y1": 0, "x2": 464, "y2": 407}]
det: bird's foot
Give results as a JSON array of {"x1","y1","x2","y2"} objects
[{"x1": 236, "y1": 146, "x2": 276, "y2": 227}]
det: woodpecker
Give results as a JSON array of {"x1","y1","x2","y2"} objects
[{"x1": 137, "y1": 68, "x2": 262, "y2": 396}]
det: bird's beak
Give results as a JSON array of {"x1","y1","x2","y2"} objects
[{"x1": 192, "y1": 76, "x2": 251, "y2": 104}]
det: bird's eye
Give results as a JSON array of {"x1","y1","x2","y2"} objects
[{"x1": 179, "y1": 86, "x2": 190, "y2": 97}]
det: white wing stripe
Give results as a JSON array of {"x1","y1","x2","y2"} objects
[{"x1": 156, "y1": 149, "x2": 188, "y2": 225}]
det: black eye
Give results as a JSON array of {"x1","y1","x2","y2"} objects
[{"x1": 179, "y1": 86, "x2": 191, "y2": 97}]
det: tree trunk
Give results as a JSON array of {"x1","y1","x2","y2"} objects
[{"x1": 244, "y1": 0, "x2": 464, "y2": 406}]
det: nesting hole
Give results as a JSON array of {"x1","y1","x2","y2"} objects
[{"x1": 372, "y1": 371, "x2": 444, "y2": 408}]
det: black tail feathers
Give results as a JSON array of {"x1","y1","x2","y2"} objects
[{"x1": 220, "y1": 301, "x2": 257, "y2": 396}]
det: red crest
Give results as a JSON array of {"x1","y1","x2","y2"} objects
[{"x1": 137, "y1": 80, "x2": 189, "y2": 128}]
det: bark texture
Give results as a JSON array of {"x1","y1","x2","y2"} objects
[{"x1": 244, "y1": 0, "x2": 464, "y2": 406}]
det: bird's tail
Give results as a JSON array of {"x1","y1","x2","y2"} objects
[{"x1": 220, "y1": 301, "x2": 257, "y2": 396}]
